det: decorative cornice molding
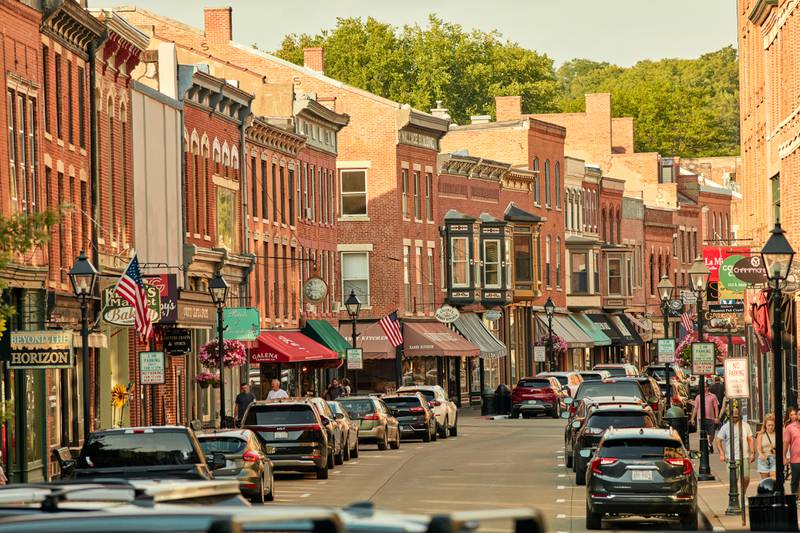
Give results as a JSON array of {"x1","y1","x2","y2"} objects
[{"x1": 246, "y1": 116, "x2": 306, "y2": 157}]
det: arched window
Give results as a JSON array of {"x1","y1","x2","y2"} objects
[
  {"x1": 107, "y1": 96, "x2": 116, "y2": 236},
  {"x1": 593, "y1": 191, "x2": 598, "y2": 229},
  {"x1": 649, "y1": 254, "x2": 655, "y2": 296},
  {"x1": 544, "y1": 160, "x2": 551, "y2": 207},
  {"x1": 545, "y1": 235, "x2": 552, "y2": 288},
  {"x1": 555, "y1": 161, "x2": 561, "y2": 209},
  {"x1": 566, "y1": 191, "x2": 572, "y2": 230},
  {"x1": 712, "y1": 212, "x2": 717, "y2": 239},
  {"x1": 556, "y1": 237, "x2": 561, "y2": 288},
  {"x1": 533, "y1": 157, "x2": 540, "y2": 205},
  {"x1": 658, "y1": 254, "x2": 663, "y2": 282},
  {"x1": 723, "y1": 213, "x2": 729, "y2": 240},
  {"x1": 616, "y1": 208, "x2": 622, "y2": 244},
  {"x1": 601, "y1": 208, "x2": 607, "y2": 243}
]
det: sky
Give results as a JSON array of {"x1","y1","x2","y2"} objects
[{"x1": 96, "y1": 0, "x2": 738, "y2": 67}]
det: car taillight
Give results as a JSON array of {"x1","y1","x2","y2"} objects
[
  {"x1": 591, "y1": 457, "x2": 617, "y2": 474},
  {"x1": 569, "y1": 405, "x2": 576, "y2": 415},
  {"x1": 672, "y1": 396, "x2": 682, "y2": 405},
  {"x1": 363, "y1": 413, "x2": 380, "y2": 420},
  {"x1": 410, "y1": 407, "x2": 425, "y2": 413},
  {"x1": 242, "y1": 451, "x2": 259, "y2": 462},
  {"x1": 649, "y1": 402, "x2": 659, "y2": 411},
  {"x1": 429, "y1": 401, "x2": 441, "y2": 407},
  {"x1": 666, "y1": 457, "x2": 693, "y2": 475}
]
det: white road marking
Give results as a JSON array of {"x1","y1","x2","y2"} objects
[
  {"x1": 300, "y1": 493, "x2": 311, "y2": 498},
  {"x1": 556, "y1": 514, "x2": 567, "y2": 519},
  {"x1": 557, "y1": 474, "x2": 567, "y2": 478},
  {"x1": 557, "y1": 463, "x2": 565, "y2": 467},
  {"x1": 556, "y1": 485, "x2": 567, "y2": 490},
  {"x1": 556, "y1": 499, "x2": 566, "y2": 503}
]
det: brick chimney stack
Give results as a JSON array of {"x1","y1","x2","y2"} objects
[
  {"x1": 495, "y1": 95, "x2": 522, "y2": 122},
  {"x1": 303, "y1": 47, "x2": 325, "y2": 74},
  {"x1": 204, "y1": 7, "x2": 232, "y2": 44}
]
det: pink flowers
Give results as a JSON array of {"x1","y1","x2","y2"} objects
[
  {"x1": 193, "y1": 370, "x2": 220, "y2": 385},
  {"x1": 536, "y1": 334, "x2": 569, "y2": 354},
  {"x1": 199, "y1": 338, "x2": 247, "y2": 368},
  {"x1": 674, "y1": 331, "x2": 727, "y2": 366}
]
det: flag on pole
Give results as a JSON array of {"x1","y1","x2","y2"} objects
[
  {"x1": 379, "y1": 311, "x2": 403, "y2": 348},
  {"x1": 680, "y1": 310, "x2": 694, "y2": 333},
  {"x1": 114, "y1": 252, "x2": 153, "y2": 342}
]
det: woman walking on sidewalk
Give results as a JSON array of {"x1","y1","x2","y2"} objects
[{"x1": 756, "y1": 413, "x2": 777, "y2": 480}]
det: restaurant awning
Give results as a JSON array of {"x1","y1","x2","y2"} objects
[
  {"x1": 536, "y1": 314, "x2": 595, "y2": 348},
  {"x1": 612, "y1": 314, "x2": 645, "y2": 346},
  {"x1": 586, "y1": 313, "x2": 639, "y2": 347},
  {"x1": 624, "y1": 312, "x2": 653, "y2": 342},
  {"x1": 452, "y1": 313, "x2": 507, "y2": 359},
  {"x1": 251, "y1": 331, "x2": 340, "y2": 365},
  {"x1": 303, "y1": 319, "x2": 350, "y2": 355},
  {"x1": 337, "y1": 321, "x2": 396, "y2": 360},
  {"x1": 571, "y1": 314, "x2": 611, "y2": 347},
  {"x1": 403, "y1": 321, "x2": 480, "y2": 358}
]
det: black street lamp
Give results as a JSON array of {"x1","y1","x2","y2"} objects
[
  {"x1": 761, "y1": 222, "x2": 795, "y2": 516},
  {"x1": 657, "y1": 275, "x2": 674, "y2": 408},
  {"x1": 688, "y1": 256, "x2": 713, "y2": 481},
  {"x1": 209, "y1": 272, "x2": 229, "y2": 428},
  {"x1": 345, "y1": 290, "x2": 361, "y2": 390},
  {"x1": 68, "y1": 251, "x2": 98, "y2": 443},
  {"x1": 544, "y1": 297, "x2": 555, "y2": 372}
]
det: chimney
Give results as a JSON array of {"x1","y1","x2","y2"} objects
[
  {"x1": 430, "y1": 100, "x2": 451, "y2": 120},
  {"x1": 470, "y1": 115, "x2": 491, "y2": 125},
  {"x1": 303, "y1": 47, "x2": 325, "y2": 73},
  {"x1": 204, "y1": 7, "x2": 232, "y2": 44},
  {"x1": 495, "y1": 95, "x2": 522, "y2": 121}
]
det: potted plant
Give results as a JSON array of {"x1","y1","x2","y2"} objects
[
  {"x1": 536, "y1": 334, "x2": 569, "y2": 354},
  {"x1": 199, "y1": 338, "x2": 247, "y2": 368},
  {"x1": 674, "y1": 331, "x2": 727, "y2": 367},
  {"x1": 194, "y1": 370, "x2": 221, "y2": 389}
]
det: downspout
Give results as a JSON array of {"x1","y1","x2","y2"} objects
[{"x1": 239, "y1": 106, "x2": 253, "y2": 382}]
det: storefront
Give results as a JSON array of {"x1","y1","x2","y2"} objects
[
  {"x1": 402, "y1": 321, "x2": 480, "y2": 406},
  {"x1": 337, "y1": 321, "x2": 398, "y2": 394},
  {"x1": 534, "y1": 313, "x2": 595, "y2": 371},
  {"x1": 586, "y1": 313, "x2": 643, "y2": 365},
  {"x1": 452, "y1": 313, "x2": 507, "y2": 398},
  {"x1": 571, "y1": 313, "x2": 611, "y2": 368},
  {"x1": 302, "y1": 319, "x2": 349, "y2": 385},
  {"x1": 251, "y1": 331, "x2": 340, "y2": 397},
  {"x1": 177, "y1": 292, "x2": 217, "y2": 426}
]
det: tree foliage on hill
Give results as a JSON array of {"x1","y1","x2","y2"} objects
[{"x1": 275, "y1": 18, "x2": 739, "y2": 158}]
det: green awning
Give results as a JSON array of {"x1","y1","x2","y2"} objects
[
  {"x1": 571, "y1": 313, "x2": 612, "y2": 347},
  {"x1": 303, "y1": 320, "x2": 351, "y2": 354}
]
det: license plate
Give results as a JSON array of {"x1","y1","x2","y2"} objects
[
  {"x1": 274, "y1": 431, "x2": 289, "y2": 439},
  {"x1": 632, "y1": 470, "x2": 653, "y2": 481}
]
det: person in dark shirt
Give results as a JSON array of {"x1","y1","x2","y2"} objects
[
  {"x1": 324, "y1": 378, "x2": 344, "y2": 401},
  {"x1": 234, "y1": 383, "x2": 255, "y2": 426},
  {"x1": 709, "y1": 376, "x2": 725, "y2": 407}
]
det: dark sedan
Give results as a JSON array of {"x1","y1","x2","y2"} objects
[{"x1": 382, "y1": 393, "x2": 437, "y2": 442}]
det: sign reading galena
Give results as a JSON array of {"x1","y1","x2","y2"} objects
[
  {"x1": 9, "y1": 330, "x2": 73, "y2": 369},
  {"x1": 434, "y1": 305, "x2": 460, "y2": 324},
  {"x1": 102, "y1": 285, "x2": 161, "y2": 327}
]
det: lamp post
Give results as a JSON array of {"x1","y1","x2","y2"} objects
[
  {"x1": 345, "y1": 290, "x2": 361, "y2": 392},
  {"x1": 657, "y1": 275, "x2": 674, "y2": 409},
  {"x1": 68, "y1": 251, "x2": 98, "y2": 443},
  {"x1": 209, "y1": 272, "x2": 229, "y2": 428},
  {"x1": 761, "y1": 223, "x2": 795, "y2": 516},
  {"x1": 689, "y1": 256, "x2": 714, "y2": 481},
  {"x1": 544, "y1": 297, "x2": 555, "y2": 372}
]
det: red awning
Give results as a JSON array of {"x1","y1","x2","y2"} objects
[
  {"x1": 251, "y1": 331, "x2": 340, "y2": 365},
  {"x1": 403, "y1": 321, "x2": 480, "y2": 358}
]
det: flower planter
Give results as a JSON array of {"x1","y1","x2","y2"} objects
[{"x1": 199, "y1": 381, "x2": 210, "y2": 389}]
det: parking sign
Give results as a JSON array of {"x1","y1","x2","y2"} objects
[
  {"x1": 724, "y1": 358, "x2": 750, "y2": 399},
  {"x1": 534, "y1": 346, "x2": 546, "y2": 362},
  {"x1": 691, "y1": 343, "x2": 715, "y2": 375},
  {"x1": 657, "y1": 339, "x2": 675, "y2": 364}
]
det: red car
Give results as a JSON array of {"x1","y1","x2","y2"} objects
[{"x1": 511, "y1": 376, "x2": 564, "y2": 419}]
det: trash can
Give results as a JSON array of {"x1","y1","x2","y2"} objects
[
  {"x1": 663, "y1": 406, "x2": 689, "y2": 448},
  {"x1": 494, "y1": 384, "x2": 511, "y2": 415},
  {"x1": 481, "y1": 389, "x2": 496, "y2": 416},
  {"x1": 749, "y1": 493, "x2": 798, "y2": 531}
]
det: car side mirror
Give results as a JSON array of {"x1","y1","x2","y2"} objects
[
  {"x1": 571, "y1": 420, "x2": 581, "y2": 429},
  {"x1": 208, "y1": 452, "x2": 226, "y2": 470},
  {"x1": 334, "y1": 413, "x2": 345, "y2": 420}
]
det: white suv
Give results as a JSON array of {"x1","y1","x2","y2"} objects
[{"x1": 397, "y1": 385, "x2": 458, "y2": 438}]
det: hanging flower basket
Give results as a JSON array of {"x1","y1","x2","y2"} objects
[
  {"x1": 199, "y1": 338, "x2": 247, "y2": 368},
  {"x1": 194, "y1": 370, "x2": 220, "y2": 388},
  {"x1": 674, "y1": 331, "x2": 727, "y2": 367},
  {"x1": 535, "y1": 334, "x2": 569, "y2": 354}
]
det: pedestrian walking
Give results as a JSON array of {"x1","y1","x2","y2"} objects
[
  {"x1": 756, "y1": 413, "x2": 777, "y2": 480},
  {"x1": 692, "y1": 384, "x2": 720, "y2": 446},
  {"x1": 323, "y1": 378, "x2": 344, "y2": 401},
  {"x1": 341, "y1": 378, "x2": 352, "y2": 396},
  {"x1": 233, "y1": 382, "x2": 255, "y2": 426},
  {"x1": 709, "y1": 376, "x2": 725, "y2": 407},
  {"x1": 715, "y1": 406, "x2": 755, "y2": 494},
  {"x1": 266, "y1": 378, "x2": 289, "y2": 400},
  {"x1": 784, "y1": 408, "x2": 800, "y2": 496}
]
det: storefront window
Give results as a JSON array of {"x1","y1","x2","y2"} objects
[
  {"x1": 513, "y1": 235, "x2": 532, "y2": 283},
  {"x1": 451, "y1": 237, "x2": 469, "y2": 287},
  {"x1": 483, "y1": 240, "x2": 500, "y2": 288},
  {"x1": 571, "y1": 252, "x2": 588, "y2": 294},
  {"x1": 402, "y1": 357, "x2": 438, "y2": 386},
  {"x1": 217, "y1": 187, "x2": 236, "y2": 250},
  {"x1": 47, "y1": 370, "x2": 60, "y2": 447},
  {"x1": 25, "y1": 371, "x2": 42, "y2": 465}
]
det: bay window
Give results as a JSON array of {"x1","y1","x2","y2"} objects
[
  {"x1": 571, "y1": 252, "x2": 588, "y2": 294},
  {"x1": 608, "y1": 257, "x2": 623, "y2": 295},
  {"x1": 451, "y1": 237, "x2": 470, "y2": 288},
  {"x1": 483, "y1": 239, "x2": 501, "y2": 288},
  {"x1": 217, "y1": 188, "x2": 236, "y2": 250},
  {"x1": 513, "y1": 234, "x2": 533, "y2": 283}
]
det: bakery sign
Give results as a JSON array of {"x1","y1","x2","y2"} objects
[
  {"x1": 101, "y1": 285, "x2": 161, "y2": 327},
  {"x1": 8, "y1": 331, "x2": 73, "y2": 369}
]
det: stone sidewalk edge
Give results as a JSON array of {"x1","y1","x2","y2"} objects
[{"x1": 697, "y1": 488, "x2": 728, "y2": 531}]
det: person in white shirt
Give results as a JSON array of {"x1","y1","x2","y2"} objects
[
  {"x1": 266, "y1": 379, "x2": 289, "y2": 400},
  {"x1": 715, "y1": 406, "x2": 755, "y2": 493}
]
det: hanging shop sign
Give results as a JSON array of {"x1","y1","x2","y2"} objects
[
  {"x1": 8, "y1": 330, "x2": 73, "y2": 369},
  {"x1": 139, "y1": 351, "x2": 166, "y2": 385},
  {"x1": 222, "y1": 307, "x2": 260, "y2": 341},
  {"x1": 705, "y1": 302, "x2": 745, "y2": 330},
  {"x1": 434, "y1": 305, "x2": 460, "y2": 324},
  {"x1": 534, "y1": 345, "x2": 546, "y2": 362},
  {"x1": 144, "y1": 274, "x2": 178, "y2": 323},
  {"x1": 691, "y1": 342, "x2": 715, "y2": 375},
  {"x1": 163, "y1": 328, "x2": 192, "y2": 356},
  {"x1": 102, "y1": 285, "x2": 161, "y2": 327},
  {"x1": 483, "y1": 310, "x2": 502, "y2": 322},
  {"x1": 657, "y1": 338, "x2": 675, "y2": 364},
  {"x1": 703, "y1": 246, "x2": 751, "y2": 283},
  {"x1": 724, "y1": 357, "x2": 750, "y2": 399},
  {"x1": 346, "y1": 348, "x2": 363, "y2": 370}
]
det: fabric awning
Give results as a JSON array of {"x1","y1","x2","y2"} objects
[
  {"x1": 251, "y1": 331, "x2": 339, "y2": 365},
  {"x1": 337, "y1": 321, "x2": 396, "y2": 360},
  {"x1": 586, "y1": 313, "x2": 638, "y2": 347},
  {"x1": 403, "y1": 321, "x2": 480, "y2": 358},
  {"x1": 536, "y1": 314, "x2": 595, "y2": 348},
  {"x1": 624, "y1": 312, "x2": 653, "y2": 342},
  {"x1": 452, "y1": 313, "x2": 507, "y2": 359},
  {"x1": 72, "y1": 332, "x2": 108, "y2": 349},
  {"x1": 571, "y1": 314, "x2": 611, "y2": 347},
  {"x1": 303, "y1": 319, "x2": 350, "y2": 354}
]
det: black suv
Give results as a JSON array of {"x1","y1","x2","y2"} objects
[
  {"x1": 75, "y1": 426, "x2": 223, "y2": 480},
  {"x1": 242, "y1": 399, "x2": 333, "y2": 479},
  {"x1": 382, "y1": 393, "x2": 437, "y2": 442}
]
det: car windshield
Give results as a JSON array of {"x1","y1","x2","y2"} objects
[
  {"x1": 383, "y1": 396, "x2": 423, "y2": 408},
  {"x1": 340, "y1": 399, "x2": 377, "y2": 417},
  {"x1": 587, "y1": 413, "x2": 654, "y2": 430},
  {"x1": 198, "y1": 436, "x2": 247, "y2": 455},
  {"x1": 78, "y1": 431, "x2": 200, "y2": 468},
  {"x1": 546, "y1": 375, "x2": 568, "y2": 386},
  {"x1": 646, "y1": 368, "x2": 677, "y2": 381},
  {"x1": 244, "y1": 405, "x2": 317, "y2": 425},
  {"x1": 600, "y1": 438, "x2": 685, "y2": 459},
  {"x1": 327, "y1": 402, "x2": 345, "y2": 415},
  {"x1": 518, "y1": 379, "x2": 550, "y2": 388},
  {"x1": 576, "y1": 381, "x2": 643, "y2": 401}
]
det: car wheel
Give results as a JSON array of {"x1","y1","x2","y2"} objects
[
  {"x1": 316, "y1": 462, "x2": 329, "y2": 479},
  {"x1": 439, "y1": 417, "x2": 449, "y2": 439},
  {"x1": 351, "y1": 439, "x2": 359, "y2": 459},
  {"x1": 343, "y1": 437, "x2": 351, "y2": 462},
  {"x1": 551, "y1": 405, "x2": 560, "y2": 419},
  {"x1": 334, "y1": 444, "x2": 344, "y2": 465},
  {"x1": 680, "y1": 511, "x2": 698, "y2": 530},
  {"x1": 450, "y1": 416, "x2": 458, "y2": 437},
  {"x1": 565, "y1": 447, "x2": 573, "y2": 468},
  {"x1": 390, "y1": 430, "x2": 400, "y2": 449},
  {"x1": 431, "y1": 423, "x2": 438, "y2": 441},
  {"x1": 249, "y1": 478, "x2": 266, "y2": 504},
  {"x1": 510, "y1": 408, "x2": 519, "y2": 419},
  {"x1": 575, "y1": 462, "x2": 586, "y2": 485},
  {"x1": 265, "y1": 473, "x2": 275, "y2": 502},
  {"x1": 327, "y1": 449, "x2": 335, "y2": 469},
  {"x1": 378, "y1": 429, "x2": 388, "y2": 450},
  {"x1": 422, "y1": 425, "x2": 431, "y2": 442},
  {"x1": 585, "y1": 502, "x2": 602, "y2": 530}
]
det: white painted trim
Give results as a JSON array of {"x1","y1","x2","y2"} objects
[
  {"x1": 336, "y1": 160, "x2": 372, "y2": 169},
  {"x1": 337, "y1": 243, "x2": 374, "y2": 252}
]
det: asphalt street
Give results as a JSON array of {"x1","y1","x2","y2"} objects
[{"x1": 272, "y1": 415, "x2": 695, "y2": 532}]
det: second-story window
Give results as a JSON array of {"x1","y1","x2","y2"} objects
[
  {"x1": 272, "y1": 162, "x2": 278, "y2": 222},
  {"x1": 555, "y1": 161, "x2": 561, "y2": 209},
  {"x1": 451, "y1": 237, "x2": 470, "y2": 288},
  {"x1": 289, "y1": 167, "x2": 295, "y2": 225},
  {"x1": 571, "y1": 252, "x2": 588, "y2": 294},
  {"x1": 401, "y1": 169, "x2": 408, "y2": 218},
  {"x1": 261, "y1": 159, "x2": 268, "y2": 220},
  {"x1": 425, "y1": 173, "x2": 433, "y2": 222},
  {"x1": 251, "y1": 157, "x2": 258, "y2": 218},
  {"x1": 413, "y1": 171, "x2": 421, "y2": 220},
  {"x1": 340, "y1": 169, "x2": 367, "y2": 216},
  {"x1": 533, "y1": 157, "x2": 540, "y2": 204},
  {"x1": 427, "y1": 248, "x2": 435, "y2": 307},
  {"x1": 608, "y1": 257, "x2": 623, "y2": 295},
  {"x1": 483, "y1": 240, "x2": 501, "y2": 289},
  {"x1": 404, "y1": 245, "x2": 411, "y2": 312},
  {"x1": 342, "y1": 252, "x2": 370, "y2": 305},
  {"x1": 544, "y1": 160, "x2": 551, "y2": 208},
  {"x1": 55, "y1": 53, "x2": 62, "y2": 139}
]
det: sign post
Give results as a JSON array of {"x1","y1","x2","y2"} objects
[{"x1": 346, "y1": 348, "x2": 363, "y2": 371}]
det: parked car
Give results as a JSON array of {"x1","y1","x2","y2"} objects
[
  {"x1": 573, "y1": 404, "x2": 657, "y2": 485},
  {"x1": 614, "y1": 376, "x2": 666, "y2": 423},
  {"x1": 644, "y1": 364, "x2": 688, "y2": 385},
  {"x1": 397, "y1": 385, "x2": 458, "y2": 438},
  {"x1": 327, "y1": 401, "x2": 360, "y2": 460},
  {"x1": 537, "y1": 371, "x2": 583, "y2": 397},
  {"x1": 382, "y1": 393, "x2": 437, "y2": 442},
  {"x1": 592, "y1": 364, "x2": 639, "y2": 377},
  {"x1": 75, "y1": 426, "x2": 223, "y2": 480},
  {"x1": 585, "y1": 427, "x2": 697, "y2": 530},
  {"x1": 566, "y1": 378, "x2": 649, "y2": 418},
  {"x1": 241, "y1": 399, "x2": 334, "y2": 479},
  {"x1": 511, "y1": 376, "x2": 563, "y2": 419},
  {"x1": 197, "y1": 429, "x2": 274, "y2": 503},
  {"x1": 339, "y1": 396, "x2": 401, "y2": 450},
  {"x1": 659, "y1": 381, "x2": 694, "y2": 420},
  {"x1": 578, "y1": 370, "x2": 610, "y2": 382},
  {"x1": 307, "y1": 396, "x2": 347, "y2": 465}
]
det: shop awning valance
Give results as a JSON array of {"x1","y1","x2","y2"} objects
[
  {"x1": 251, "y1": 331, "x2": 339, "y2": 364},
  {"x1": 303, "y1": 319, "x2": 350, "y2": 355},
  {"x1": 586, "y1": 313, "x2": 641, "y2": 347},
  {"x1": 624, "y1": 312, "x2": 653, "y2": 342},
  {"x1": 403, "y1": 321, "x2": 480, "y2": 358},
  {"x1": 452, "y1": 313, "x2": 507, "y2": 359},
  {"x1": 536, "y1": 314, "x2": 595, "y2": 348},
  {"x1": 613, "y1": 314, "x2": 645, "y2": 346},
  {"x1": 571, "y1": 314, "x2": 611, "y2": 347},
  {"x1": 337, "y1": 321, "x2": 396, "y2": 360}
]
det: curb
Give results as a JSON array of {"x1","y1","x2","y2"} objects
[{"x1": 482, "y1": 414, "x2": 509, "y2": 420}]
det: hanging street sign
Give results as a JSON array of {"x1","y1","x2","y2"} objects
[
  {"x1": 434, "y1": 305, "x2": 460, "y2": 324},
  {"x1": 102, "y1": 285, "x2": 161, "y2": 327},
  {"x1": 657, "y1": 338, "x2": 675, "y2": 364},
  {"x1": 140, "y1": 351, "x2": 166, "y2": 385},
  {"x1": 222, "y1": 307, "x2": 260, "y2": 341},
  {"x1": 691, "y1": 342, "x2": 715, "y2": 375},
  {"x1": 163, "y1": 328, "x2": 192, "y2": 356},
  {"x1": 8, "y1": 330, "x2": 73, "y2": 369},
  {"x1": 346, "y1": 348, "x2": 363, "y2": 370},
  {"x1": 724, "y1": 358, "x2": 750, "y2": 399}
]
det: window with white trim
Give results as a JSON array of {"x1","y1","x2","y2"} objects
[
  {"x1": 340, "y1": 169, "x2": 367, "y2": 216},
  {"x1": 342, "y1": 251, "x2": 370, "y2": 305},
  {"x1": 404, "y1": 245, "x2": 411, "y2": 312},
  {"x1": 451, "y1": 237, "x2": 470, "y2": 288},
  {"x1": 483, "y1": 240, "x2": 501, "y2": 289}
]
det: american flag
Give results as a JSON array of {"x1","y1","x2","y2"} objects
[
  {"x1": 680, "y1": 310, "x2": 695, "y2": 333},
  {"x1": 379, "y1": 311, "x2": 403, "y2": 348},
  {"x1": 114, "y1": 253, "x2": 153, "y2": 342}
]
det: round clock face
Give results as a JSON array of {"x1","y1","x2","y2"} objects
[{"x1": 303, "y1": 277, "x2": 328, "y2": 303}]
